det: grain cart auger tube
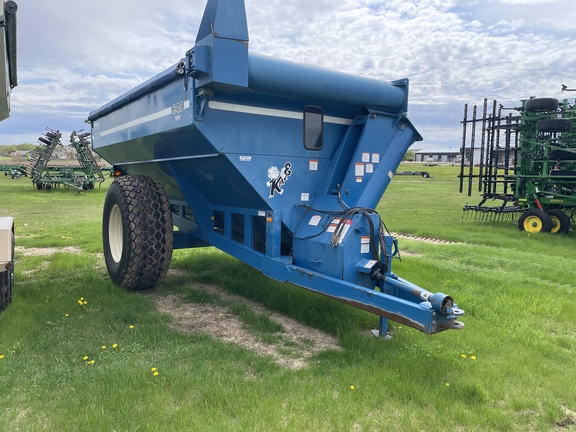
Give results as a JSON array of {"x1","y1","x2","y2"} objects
[{"x1": 87, "y1": 0, "x2": 465, "y2": 335}]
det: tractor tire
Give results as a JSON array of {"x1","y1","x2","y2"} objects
[
  {"x1": 538, "y1": 118, "x2": 572, "y2": 133},
  {"x1": 0, "y1": 237, "x2": 14, "y2": 312},
  {"x1": 546, "y1": 209, "x2": 571, "y2": 234},
  {"x1": 102, "y1": 175, "x2": 173, "y2": 290},
  {"x1": 525, "y1": 98, "x2": 558, "y2": 112},
  {"x1": 518, "y1": 210, "x2": 552, "y2": 233}
]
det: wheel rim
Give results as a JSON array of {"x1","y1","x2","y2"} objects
[
  {"x1": 109, "y1": 204, "x2": 123, "y2": 263},
  {"x1": 549, "y1": 216, "x2": 561, "y2": 234},
  {"x1": 523, "y1": 215, "x2": 544, "y2": 233}
]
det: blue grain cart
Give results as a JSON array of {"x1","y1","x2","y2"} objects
[{"x1": 87, "y1": 0, "x2": 464, "y2": 335}]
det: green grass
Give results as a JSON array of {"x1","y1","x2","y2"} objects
[{"x1": 1, "y1": 165, "x2": 575, "y2": 431}]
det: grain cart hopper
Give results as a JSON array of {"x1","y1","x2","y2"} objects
[
  {"x1": 87, "y1": 0, "x2": 465, "y2": 335},
  {"x1": 459, "y1": 97, "x2": 576, "y2": 233}
]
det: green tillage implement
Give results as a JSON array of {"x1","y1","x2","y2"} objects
[
  {"x1": 27, "y1": 129, "x2": 105, "y2": 192},
  {"x1": 1, "y1": 165, "x2": 26, "y2": 178},
  {"x1": 459, "y1": 97, "x2": 576, "y2": 233}
]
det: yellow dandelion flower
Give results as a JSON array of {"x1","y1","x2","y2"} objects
[
  {"x1": 350, "y1": 385, "x2": 355, "y2": 390},
  {"x1": 88, "y1": 360, "x2": 95, "y2": 364},
  {"x1": 81, "y1": 297, "x2": 84, "y2": 301},
  {"x1": 446, "y1": 383, "x2": 450, "y2": 387},
  {"x1": 83, "y1": 301, "x2": 87, "y2": 305},
  {"x1": 151, "y1": 367, "x2": 157, "y2": 372},
  {"x1": 83, "y1": 356, "x2": 89, "y2": 361},
  {"x1": 77, "y1": 300, "x2": 83, "y2": 305},
  {"x1": 101, "y1": 345, "x2": 106, "y2": 349},
  {"x1": 112, "y1": 344, "x2": 118, "y2": 349},
  {"x1": 65, "y1": 314, "x2": 69, "y2": 317},
  {"x1": 129, "y1": 325, "x2": 134, "y2": 329},
  {"x1": 460, "y1": 354, "x2": 467, "y2": 359},
  {"x1": 0, "y1": 355, "x2": 4, "y2": 359},
  {"x1": 471, "y1": 355, "x2": 477, "y2": 360},
  {"x1": 153, "y1": 371, "x2": 159, "y2": 377}
]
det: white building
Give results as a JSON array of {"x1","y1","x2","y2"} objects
[{"x1": 414, "y1": 147, "x2": 514, "y2": 165}]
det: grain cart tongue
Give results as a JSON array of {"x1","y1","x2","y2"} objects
[{"x1": 87, "y1": 0, "x2": 464, "y2": 335}]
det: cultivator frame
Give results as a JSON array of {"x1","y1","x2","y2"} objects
[
  {"x1": 27, "y1": 128, "x2": 105, "y2": 191},
  {"x1": 1, "y1": 164, "x2": 26, "y2": 178},
  {"x1": 459, "y1": 97, "x2": 576, "y2": 232}
]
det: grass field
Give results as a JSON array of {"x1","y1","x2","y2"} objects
[{"x1": 0, "y1": 164, "x2": 575, "y2": 431}]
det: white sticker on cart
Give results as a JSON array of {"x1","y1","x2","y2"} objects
[
  {"x1": 372, "y1": 153, "x2": 380, "y2": 163},
  {"x1": 366, "y1": 164, "x2": 374, "y2": 174},
  {"x1": 258, "y1": 211, "x2": 266, "y2": 217},
  {"x1": 388, "y1": 170, "x2": 394, "y2": 179},
  {"x1": 309, "y1": 215, "x2": 322, "y2": 226},
  {"x1": 336, "y1": 220, "x2": 352, "y2": 244},
  {"x1": 327, "y1": 218, "x2": 341, "y2": 233},
  {"x1": 361, "y1": 236, "x2": 371, "y2": 254},
  {"x1": 355, "y1": 163, "x2": 364, "y2": 176},
  {"x1": 364, "y1": 259, "x2": 378, "y2": 268},
  {"x1": 301, "y1": 193, "x2": 310, "y2": 202},
  {"x1": 356, "y1": 177, "x2": 363, "y2": 183},
  {"x1": 309, "y1": 160, "x2": 318, "y2": 171},
  {"x1": 240, "y1": 156, "x2": 252, "y2": 162},
  {"x1": 362, "y1": 152, "x2": 370, "y2": 163}
]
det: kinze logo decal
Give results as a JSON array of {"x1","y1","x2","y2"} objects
[{"x1": 266, "y1": 162, "x2": 292, "y2": 198}]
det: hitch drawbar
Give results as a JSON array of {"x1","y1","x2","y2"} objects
[{"x1": 88, "y1": 0, "x2": 465, "y2": 336}]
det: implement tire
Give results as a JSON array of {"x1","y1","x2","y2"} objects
[
  {"x1": 546, "y1": 209, "x2": 571, "y2": 234},
  {"x1": 102, "y1": 175, "x2": 173, "y2": 290},
  {"x1": 518, "y1": 210, "x2": 552, "y2": 233},
  {"x1": 538, "y1": 118, "x2": 572, "y2": 133},
  {"x1": 0, "y1": 237, "x2": 14, "y2": 312},
  {"x1": 525, "y1": 98, "x2": 558, "y2": 112}
]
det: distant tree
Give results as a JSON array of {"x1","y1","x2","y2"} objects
[
  {"x1": 402, "y1": 150, "x2": 415, "y2": 161},
  {"x1": 0, "y1": 144, "x2": 17, "y2": 156},
  {"x1": 0, "y1": 143, "x2": 39, "y2": 156}
]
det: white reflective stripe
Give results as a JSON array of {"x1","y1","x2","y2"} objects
[
  {"x1": 99, "y1": 100, "x2": 191, "y2": 138},
  {"x1": 208, "y1": 101, "x2": 352, "y2": 125}
]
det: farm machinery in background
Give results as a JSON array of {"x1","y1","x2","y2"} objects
[
  {"x1": 26, "y1": 129, "x2": 105, "y2": 191},
  {"x1": 459, "y1": 95, "x2": 576, "y2": 233},
  {"x1": 86, "y1": 0, "x2": 465, "y2": 336},
  {"x1": 1, "y1": 164, "x2": 26, "y2": 178}
]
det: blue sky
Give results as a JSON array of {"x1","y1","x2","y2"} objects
[{"x1": 1, "y1": 0, "x2": 575, "y2": 150}]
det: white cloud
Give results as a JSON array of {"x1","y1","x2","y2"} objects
[{"x1": 1, "y1": 0, "x2": 575, "y2": 149}]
